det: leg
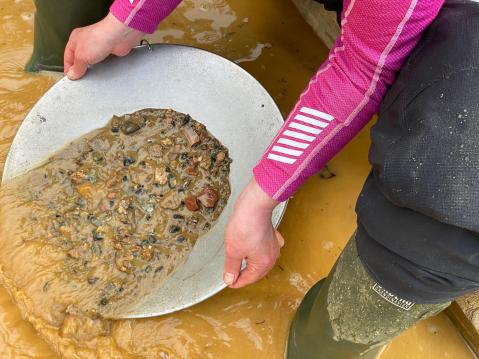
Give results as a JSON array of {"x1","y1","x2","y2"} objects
[
  {"x1": 287, "y1": 237, "x2": 449, "y2": 359},
  {"x1": 288, "y1": 1, "x2": 479, "y2": 357},
  {"x1": 358, "y1": 0, "x2": 479, "y2": 303},
  {"x1": 26, "y1": 0, "x2": 113, "y2": 72}
]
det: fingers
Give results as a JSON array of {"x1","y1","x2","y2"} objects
[
  {"x1": 63, "y1": 20, "x2": 143, "y2": 80},
  {"x1": 229, "y1": 260, "x2": 273, "y2": 289},
  {"x1": 230, "y1": 231, "x2": 282, "y2": 289},
  {"x1": 64, "y1": 42, "x2": 75, "y2": 74},
  {"x1": 224, "y1": 229, "x2": 285, "y2": 289},
  {"x1": 67, "y1": 57, "x2": 89, "y2": 81},
  {"x1": 64, "y1": 30, "x2": 88, "y2": 80},
  {"x1": 223, "y1": 244, "x2": 243, "y2": 287},
  {"x1": 275, "y1": 230, "x2": 285, "y2": 248}
]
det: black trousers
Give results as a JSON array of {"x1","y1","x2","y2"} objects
[
  {"x1": 287, "y1": 2, "x2": 479, "y2": 358},
  {"x1": 355, "y1": 0, "x2": 479, "y2": 303}
]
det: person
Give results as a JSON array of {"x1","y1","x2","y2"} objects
[{"x1": 58, "y1": 0, "x2": 479, "y2": 358}]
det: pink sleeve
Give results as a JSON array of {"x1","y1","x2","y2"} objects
[
  {"x1": 110, "y1": 0, "x2": 182, "y2": 33},
  {"x1": 253, "y1": 0, "x2": 444, "y2": 201}
]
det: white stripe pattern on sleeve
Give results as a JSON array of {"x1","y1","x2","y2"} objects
[
  {"x1": 283, "y1": 130, "x2": 315, "y2": 142},
  {"x1": 294, "y1": 114, "x2": 329, "y2": 128},
  {"x1": 267, "y1": 107, "x2": 335, "y2": 164},
  {"x1": 277, "y1": 138, "x2": 310, "y2": 149},
  {"x1": 271, "y1": 146, "x2": 303, "y2": 157},
  {"x1": 267, "y1": 153, "x2": 297, "y2": 164},
  {"x1": 299, "y1": 106, "x2": 334, "y2": 122},
  {"x1": 289, "y1": 122, "x2": 322, "y2": 135}
]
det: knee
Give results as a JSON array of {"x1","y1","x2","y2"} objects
[{"x1": 369, "y1": 70, "x2": 479, "y2": 231}]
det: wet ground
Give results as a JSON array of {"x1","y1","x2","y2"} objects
[{"x1": 0, "y1": 0, "x2": 475, "y2": 358}]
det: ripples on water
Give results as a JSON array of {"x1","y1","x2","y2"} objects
[
  {"x1": 0, "y1": 1, "x2": 320, "y2": 357},
  {"x1": 0, "y1": 3, "x2": 56, "y2": 178},
  {"x1": 182, "y1": 0, "x2": 237, "y2": 44}
]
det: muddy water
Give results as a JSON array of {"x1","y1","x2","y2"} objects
[{"x1": 0, "y1": 0, "x2": 474, "y2": 358}]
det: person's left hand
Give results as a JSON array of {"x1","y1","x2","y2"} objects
[
  {"x1": 223, "y1": 178, "x2": 284, "y2": 288},
  {"x1": 64, "y1": 13, "x2": 144, "y2": 80}
]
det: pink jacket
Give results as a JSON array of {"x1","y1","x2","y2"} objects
[
  {"x1": 110, "y1": 0, "x2": 444, "y2": 201},
  {"x1": 110, "y1": 0, "x2": 182, "y2": 34}
]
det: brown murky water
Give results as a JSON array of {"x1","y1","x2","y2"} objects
[{"x1": 0, "y1": 0, "x2": 474, "y2": 358}]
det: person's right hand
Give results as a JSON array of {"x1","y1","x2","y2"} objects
[
  {"x1": 223, "y1": 178, "x2": 284, "y2": 288},
  {"x1": 64, "y1": 13, "x2": 144, "y2": 80}
]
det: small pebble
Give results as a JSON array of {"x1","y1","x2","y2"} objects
[{"x1": 169, "y1": 225, "x2": 181, "y2": 234}]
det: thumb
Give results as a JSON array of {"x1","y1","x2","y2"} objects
[
  {"x1": 223, "y1": 249, "x2": 243, "y2": 287},
  {"x1": 67, "y1": 56, "x2": 88, "y2": 81},
  {"x1": 275, "y1": 230, "x2": 285, "y2": 248}
]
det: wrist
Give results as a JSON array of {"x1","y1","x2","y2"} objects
[
  {"x1": 103, "y1": 13, "x2": 143, "y2": 38},
  {"x1": 238, "y1": 178, "x2": 279, "y2": 215}
]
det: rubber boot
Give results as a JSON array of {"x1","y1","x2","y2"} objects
[
  {"x1": 286, "y1": 237, "x2": 450, "y2": 359},
  {"x1": 26, "y1": 0, "x2": 113, "y2": 72}
]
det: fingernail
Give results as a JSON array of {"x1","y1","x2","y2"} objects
[
  {"x1": 224, "y1": 272, "x2": 234, "y2": 285},
  {"x1": 67, "y1": 69, "x2": 76, "y2": 79}
]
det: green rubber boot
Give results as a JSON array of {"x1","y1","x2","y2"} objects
[
  {"x1": 287, "y1": 237, "x2": 450, "y2": 359},
  {"x1": 26, "y1": 0, "x2": 113, "y2": 72}
]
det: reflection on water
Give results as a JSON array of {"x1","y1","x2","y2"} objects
[
  {"x1": 0, "y1": 0, "x2": 474, "y2": 358},
  {"x1": 183, "y1": 0, "x2": 236, "y2": 44},
  {"x1": 234, "y1": 42, "x2": 272, "y2": 64},
  {"x1": 154, "y1": 29, "x2": 185, "y2": 43}
]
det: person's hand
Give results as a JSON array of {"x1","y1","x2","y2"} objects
[
  {"x1": 223, "y1": 178, "x2": 284, "y2": 288},
  {"x1": 64, "y1": 13, "x2": 144, "y2": 80}
]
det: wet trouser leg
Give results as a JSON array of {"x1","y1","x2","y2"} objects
[
  {"x1": 287, "y1": 238, "x2": 450, "y2": 359},
  {"x1": 288, "y1": 1, "x2": 479, "y2": 358},
  {"x1": 26, "y1": 0, "x2": 113, "y2": 72}
]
